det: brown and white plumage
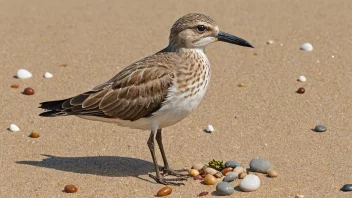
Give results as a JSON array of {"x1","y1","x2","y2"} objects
[{"x1": 39, "y1": 13, "x2": 253, "y2": 185}]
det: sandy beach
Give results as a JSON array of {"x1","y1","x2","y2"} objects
[{"x1": 1, "y1": 0, "x2": 351, "y2": 197}]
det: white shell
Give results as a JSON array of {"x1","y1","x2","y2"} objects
[
  {"x1": 9, "y1": 124, "x2": 20, "y2": 132},
  {"x1": 205, "y1": 125, "x2": 214, "y2": 133},
  {"x1": 44, "y1": 72, "x2": 53, "y2": 78},
  {"x1": 16, "y1": 69, "x2": 32, "y2": 79},
  {"x1": 300, "y1": 43, "x2": 313, "y2": 51},
  {"x1": 266, "y1": 40, "x2": 274, "y2": 45},
  {"x1": 298, "y1": 76, "x2": 306, "y2": 82},
  {"x1": 240, "y1": 174, "x2": 261, "y2": 192},
  {"x1": 204, "y1": 167, "x2": 218, "y2": 175}
]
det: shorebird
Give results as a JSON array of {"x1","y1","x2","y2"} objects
[{"x1": 39, "y1": 13, "x2": 253, "y2": 185}]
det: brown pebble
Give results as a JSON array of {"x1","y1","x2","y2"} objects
[
  {"x1": 29, "y1": 132, "x2": 40, "y2": 138},
  {"x1": 297, "y1": 87, "x2": 305, "y2": 94},
  {"x1": 23, "y1": 87, "x2": 35, "y2": 95},
  {"x1": 64, "y1": 185, "x2": 78, "y2": 193},
  {"x1": 267, "y1": 169, "x2": 278, "y2": 177},
  {"x1": 11, "y1": 84, "x2": 19, "y2": 88},
  {"x1": 189, "y1": 169, "x2": 200, "y2": 177},
  {"x1": 193, "y1": 175, "x2": 204, "y2": 180},
  {"x1": 157, "y1": 186, "x2": 172, "y2": 197},
  {"x1": 203, "y1": 174, "x2": 217, "y2": 185},
  {"x1": 238, "y1": 83, "x2": 245, "y2": 87},
  {"x1": 198, "y1": 191, "x2": 209, "y2": 196},
  {"x1": 221, "y1": 167, "x2": 233, "y2": 175},
  {"x1": 239, "y1": 172, "x2": 247, "y2": 179},
  {"x1": 59, "y1": 64, "x2": 68, "y2": 67}
]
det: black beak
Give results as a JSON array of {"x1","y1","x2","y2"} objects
[{"x1": 216, "y1": 31, "x2": 254, "y2": 48}]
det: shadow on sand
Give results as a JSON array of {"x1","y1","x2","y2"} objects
[{"x1": 16, "y1": 154, "x2": 155, "y2": 179}]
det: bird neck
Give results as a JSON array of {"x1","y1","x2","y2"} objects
[{"x1": 159, "y1": 44, "x2": 206, "y2": 54}]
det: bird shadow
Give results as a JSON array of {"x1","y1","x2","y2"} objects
[{"x1": 16, "y1": 154, "x2": 155, "y2": 180}]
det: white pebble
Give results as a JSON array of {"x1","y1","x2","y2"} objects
[
  {"x1": 44, "y1": 72, "x2": 53, "y2": 78},
  {"x1": 331, "y1": 55, "x2": 335, "y2": 59},
  {"x1": 300, "y1": 43, "x2": 313, "y2": 51},
  {"x1": 16, "y1": 69, "x2": 32, "y2": 79},
  {"x1": 9, "y1": 124, "x2": 20, "y2": 132},
  {"x1": 266, "y1": 40, "x2": 274, "y2": 45},
  {"x1": 298, "y1": 76, "x2": 306, "y2": 82},
  {"x1": 240, "y1": 174, "x2": 261, "y2": 192},
  {"x1": 204, "y1": 125, "x2": 214, "y2": 133}
]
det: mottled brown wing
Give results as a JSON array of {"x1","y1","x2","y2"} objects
[{"x1": 41, "y1": 52, "x2": 178, "y2": 121}]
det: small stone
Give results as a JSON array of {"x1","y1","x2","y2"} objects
[
  {"x1": 225, "y1": 161, "x2": 241, "y2": 169},
  {"x1": 64, "y1": 185, "x2": 78, "y2": 193},
  {"x1": 23, "y1": 87, "x2": 35, "y2": 95},
  {"x1": 29, "y1": 132, "x2": 40, "y2": 138},
  {"x1": 204, "y1": 125, "x2": 214, "y2": 133},
  {"x1": 341, "y1": 184, "x2": 352, "y2": 192},
  {"x1": 233, "y1": 166, "x2": 246, "y2": 174},
  {"x1": 295, "y1": 195, "x2": 305, "y2": 198},
  {"x1": 189, "y1": 169, "x2": 200, "y2": 177},
  {"x1": 238, "y1": 83, "x2": 245, "y2": 87},
  {"x1": 16, "y1": 69, "x2": 32, "y2": 79},
  {"x1": 297, "y1": 87, "x2": 305, "y2": 94},
  {"x1": 216, "y1": 182, "x2": 234, "y2": 196},
  {"x1": 314, "y1": 125, "x2": 327, "y2": 132},
  {"x1": 203, "y1": 174, "x2": 217, "y2": 185},
  {"x1": 9, "y1": 124, "x2": 20, "y2": 132},
  {"x1": 59, "y1": 64, "x2": 68, "y2": 67},
  {"x1": 11, "y1": 84, "x2": 19, "y2": 88},
  {"x1": 250, "y1": 158, "x2": 271, "y2": 173},
  {"x1": 298, "y1": 76, "x2": 306, "y2": 82},
  {"x1": 192, "y1": 163, "x2": 204, "y2": 170},
  {"x1": 267, "y1": 169, "x2": 278, "y2": 177},
  {"x1": 198, "y1": 191, "x2": 209, "y2": 196},
  {"x1": 267, "y1": 40, "x2": 274, "y2": 45},
  {"x1": 157, "y1": 186, "x2": 172, "y2": 197},
  {"x1": 214, "y1": 172, "x2": 223, "y2": 178},
  {"x1": 239, "y1": 172, "x2": 247, "y2": 179},
  {"x1": 193, "y1": 175, "x2": 203, "y2": 180},
  {"x1": 240, "y1": 174, "x2": 261, "y2": 192},
  {"x1": 223, "y1": 172, "x2": 237, "y2": 182},
  {"x1": 221, "y1": 167, "x2": 233, "y2": 176},
  {"x1": 204, "y1": 167, "x2": 217, "y2": 175},
  {"x1": 300, "y1": 43, "x2": 313, "y2": 51},
  {"x1": 44, "y1": 72, "x2": 53, "y2": 78}
]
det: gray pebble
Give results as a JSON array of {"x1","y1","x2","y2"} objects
[
  {"x1": 314, "y1": 125, "x2": 327, "y2": 132},
  {"x1": 223, "y1": 172, "x2": 238, "y2": 182},
  {"x1": 225, "y1": 161, "x2": 241, "y2": 168},
  {"x1": 250, "y1": 158, "x2": 271, "y2": 173},
  {"x1": 216, "y1": 182, "x2": 234, "y2": 196},
  {"x1": 341, "y1": 184, "x2": 352, "y2": 192}
]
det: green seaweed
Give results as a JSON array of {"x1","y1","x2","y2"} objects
[{"x1": 208, "y1": 159, "x2": 225, "y2": 171}]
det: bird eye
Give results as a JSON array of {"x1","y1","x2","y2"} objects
[{"x1": 197, "y1": 25, "x2": 207, "y2": 32}]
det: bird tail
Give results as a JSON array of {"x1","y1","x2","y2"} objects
[{"x1": 39, "y1": 98, "x2": 71, "y2": 117}]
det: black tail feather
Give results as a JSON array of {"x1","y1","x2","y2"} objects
[{"x1": 39, "y1": 98, "x2": 71, "y2": 117}]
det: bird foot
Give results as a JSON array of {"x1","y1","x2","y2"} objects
[
  {"x1": 161, "y1": 167, "x2": 190, "y2": 177},
  {"x1": 149, "y1": 174, "x2": 186, "y2": 186}
]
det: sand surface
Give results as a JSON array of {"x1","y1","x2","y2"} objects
[{"x1": 1, "y1": 0, "x2": 351, "y2": 197}]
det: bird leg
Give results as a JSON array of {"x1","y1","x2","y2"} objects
[
  {"x1": 148, "y1": 129, "x2": 186, "y2": 186},
  {"x1": 155, "y1": 129, "x2": 189, "y2": 177}
]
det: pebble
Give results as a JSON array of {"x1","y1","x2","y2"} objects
[
  {"x1": 267, "y1": 40, "x2": 274, "y2": 45},
  {"x1": 204, "y1": 125, "x2": 214, "y2": 133},
  {"x1": 204, "y1": 167, "x2": 217, "y2": 175},
  {"x1": 193, "y1": 175, "x2": 204, "y2": 180},
  {"x1": 29, "y1": 132, "x2": 40, "y2": 138},
  {"x1": 16, "y1": 69, "x2": 32, "y2": 79},
  {"x1": 23, "y1": 87, "x2": 35, "y2": 95},
  {"x1": 216, "y1": 182, "x2": 234, "y2": 196},
  {"x1": 225, "y1": 161, "x2": 241, "y2": 169},
  {"x1": 64, "y1": 185, "x2": 78, "y2": 193},
  {"x1": 198, "y1": 191, "x2": 209, "y2": 196},
  {"x1": 60, "y1": 64, "x2": 68, "y2": 67},
  {"x1": 214, "y1": 172, "x2": 223, "y2": 178},
  {"x1": 341, "y1": 184, "x2": 352, "y2": 192},
  {"x1": 11, "y1": 84, "x2": 19, "y2": 88},
  {"x1": 238, "y1": 83, "x2": 245, "y2": 87},
  {"x1": 204, "y1": 174, "x2": 217, "y2": 185},
  {"x1": 295, "y1": 195, "x2": 304, "y2": 198},
  {"x1": 44, "y1": 72, "x2": 53, "y2": 78},
  {"x1": 233, "y1": 166, "x2": 246, "y2": 174},
  {"x1": 223, "y1": 172, "x2": 237, "y2": 182},
  {"x1": 250, "y1": 158, "x2": 271, "y2": 173},
  {"x1": 314, "y1": 125, "x2": 327, "y2": 132},
  {"x1": 192, "y1": 163, "x2": 204, "y2": 170},
  {"x1": 189, "y1": 169, "x2": 200, "y2": 177},
  {"x1": 157, "y1": 186, "x2": 172, "y2": 197},
  {"x1": 300, "y1": 43, "x2": 313, "y2": 51},
  {"x1": 297, "y1": 87, "x2": 305, "y2": 94},
  {"x1": 221, "y1": 167, "x2": 233, "y2": 176},
  {"x1": 239, "y1": 172, "x2": 247, "y2": 179},
  {"x1": 298, "y1": 76, "x2": 307, "y2": 82},
  {"x1": 267, "y1": 169, "x2": 278, "y2": 177},
  {"x1": 9, "y1": 124, "x2": 20, "y2": 132},
  {"x1": 240, "y1": 174, "x2": 261, "y2": 192}
]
